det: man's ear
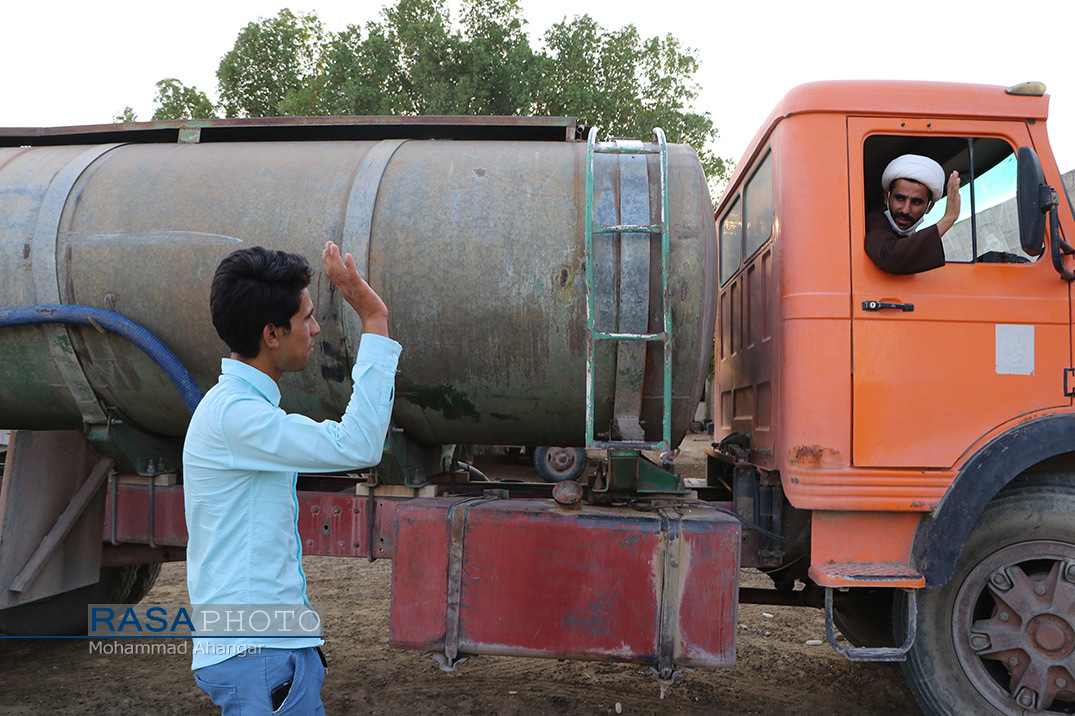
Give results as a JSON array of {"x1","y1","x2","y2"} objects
[{"x1": 262, "y1": 323, "x2": 281, "y2": 349}]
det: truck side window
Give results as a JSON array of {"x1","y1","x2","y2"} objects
[
  {"x1": 863, "y1": 136, "x2": 1034, "y2": 265},
  {"x1": 720, "y1": 150, "x2": 773, "y2": 286},
  {"x1": 744, "y1": 152, "x2": 773, "y2": 260},
  {"x1": 720, "y1": 196, "x2": 742, "y2": 286}
]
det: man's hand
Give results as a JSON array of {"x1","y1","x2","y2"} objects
[
  {"x1": 936, "y1": 170, "x2": 962, "y2": 238},
  {"x1": 323, "y1": 241, "x2": 389, "y2": 337}
]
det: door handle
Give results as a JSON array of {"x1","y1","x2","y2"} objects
[{"x1": 862, "y1": 300, "x2": 914, "y2": 312}]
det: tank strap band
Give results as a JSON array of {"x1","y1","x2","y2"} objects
[
  {"x1": 340, "y1": 139, "x2": 410, "y2": 343},
  {"x1": 30, "y1": 143, "x2": 125, "y2": 426},
  {"x1": 612, "y1": 139, "x2": 651, "y2": 441}
]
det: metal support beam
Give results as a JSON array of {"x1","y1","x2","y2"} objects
[{"x1": 9, "y1": 456, "x2": 114, "y2": 593}]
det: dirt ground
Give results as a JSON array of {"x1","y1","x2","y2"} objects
[{"x1": 0, "y1": 432, "x2": 923, "y2": 715}]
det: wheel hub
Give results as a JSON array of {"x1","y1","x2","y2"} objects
[
  {"x1": 954, "y1": 543, "x2": 1075, "y2": 713},
  {"x1": 1027, "y1": 614, "x2": 1075, "y2": 658},
  {"x1": 546, "y1": 448, "x2": 577, "y2": 471}
]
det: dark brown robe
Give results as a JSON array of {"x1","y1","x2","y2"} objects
[{"x1": 864, "y1": 210, "x2": 946, "y2": 275}]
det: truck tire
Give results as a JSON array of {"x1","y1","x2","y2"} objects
[
  {"x1": 123, "y1": 563, "x2": 162, "y2": 604},
  {"x1": 532, "y1": 447, "x2": 588, "y2": 482},
  {"x1": 0, "y1": 563, "x2": 158, "y2": 636},
  {"x1": 898, "y1": 473, "x2": 1075, "y2": 715}
]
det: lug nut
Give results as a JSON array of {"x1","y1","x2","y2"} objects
[
  {"x1": 992, "y1": 571, "x2": 1013, "y2": 591},
  {"x1": 999, "y1": 612, "x2": 1011, "y2": 622},
  {"x1": 1009, "y1": 655, "x2": 1020, "y2": 666},
  {"x1": 1017, "y1": 689, "x2": 1036, "y2": 708},
  {"x1": 1057, "y1": 677, "x2": 1068, "y2": 689},
  {"x1": 1066, "y1": 564, "x2": 1075, "y2": 583},
  {"x1": 970, "y1": 635, "x2": 990, "y2": 651},
  {"x1": 1036, "y1": 584, "x2": 1048, "y2": 596}
]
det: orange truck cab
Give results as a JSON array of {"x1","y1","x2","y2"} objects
[{"x1": 711, "y1": 79, "x2": 1075, "y2": 714}]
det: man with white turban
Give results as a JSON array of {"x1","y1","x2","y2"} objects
[{"x1": 865, "y1": 154, "x2": 962, "y2": 274}]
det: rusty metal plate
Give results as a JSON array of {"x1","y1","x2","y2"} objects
[{"x1": 390, "y1": 497, "x2": 740, "y2": 668}]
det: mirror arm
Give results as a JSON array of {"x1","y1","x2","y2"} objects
[{"x1": 1046, "y1": 186, "x2": 1075, "y2": 281}]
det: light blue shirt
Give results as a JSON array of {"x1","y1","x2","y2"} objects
[{"x1": 182, "y1": 333, "x2": 400, "y2": 669}]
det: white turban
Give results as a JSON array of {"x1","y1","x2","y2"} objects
[{"x1": 881, "y1": 154, "x2": 945, "y2": 202}]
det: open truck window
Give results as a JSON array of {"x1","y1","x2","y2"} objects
[{"x1": 863, "y1": 136, "x2": 1035, "y2": 265}]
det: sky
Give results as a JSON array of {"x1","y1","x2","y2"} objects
[{"x1": 4, "y1": 0, "x2": 1074, "y2": 172}]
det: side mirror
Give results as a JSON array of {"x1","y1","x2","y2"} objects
[{"x1": 1017, "y1": 146, "x2": 1046, "y2": 257}]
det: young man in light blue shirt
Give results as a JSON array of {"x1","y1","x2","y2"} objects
[{"x1": 183, "y1": 241, "x2": 400, "y2": 715}]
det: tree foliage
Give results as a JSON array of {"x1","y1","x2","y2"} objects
[
  {"x1": 143, "y1": 2, "x2": 730, "y2": 184},
  {"x1": 537, "y1": 16, "x2": 727, "y2": 181},
  {"x1": 113, "y1": 106, "x2": 138, "y2": 123},
  {"x1": 217, "y1": 8, "x2": 326, "y2": 118},
  {"x1": 152, "y1": 79, "x2": 216, "y2": 120},
  {"x1": 283, "y1": 0, "x2": 542, "y2": 117}
]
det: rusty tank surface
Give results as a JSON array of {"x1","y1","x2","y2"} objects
[{"x1": 0, "y1": 116, "x2": 716, "y2": 448}]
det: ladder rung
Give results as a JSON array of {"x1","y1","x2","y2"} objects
[
  {"x1": 593, "y1": 146, "x2": 661, "y2": 156},
  {"x1": 592, "y1": 331, "x2": 668, "y2": 342},
  {"x1": 593, "y1": 224, "x2": 663, "y2": 235}
]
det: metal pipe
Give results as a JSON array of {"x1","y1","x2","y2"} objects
[{"x1": 455, "y1": 462, "x2": 491, "y2": 482}]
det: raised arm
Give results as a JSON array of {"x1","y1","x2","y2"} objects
[{"x1": 934, "y1": 170, "x2": 962, "y2": 238}]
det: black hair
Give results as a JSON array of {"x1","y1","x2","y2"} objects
[{"x1": 210, "y1": 247, "x2": 312, "y2": 359}]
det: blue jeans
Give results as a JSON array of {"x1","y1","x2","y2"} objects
[{"x1": 194, "y1": 647, "x2": 326, "y2": 715}]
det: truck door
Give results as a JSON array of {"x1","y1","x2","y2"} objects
[{"x1": 848, "y1": 117, "x2": 1072, "y2": 468}]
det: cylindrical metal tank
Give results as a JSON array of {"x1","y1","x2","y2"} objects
[{"x1": 0, "y1": 127, "x2": 715, "y2": 447}]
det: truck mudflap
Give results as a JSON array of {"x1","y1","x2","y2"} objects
[{"x1": 389, "y1": 496, "x2": 740, "y2": 673}]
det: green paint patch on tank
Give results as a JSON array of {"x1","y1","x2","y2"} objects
[{"x1": 398, "y1": 382, "x2": 481, "y2": 422}]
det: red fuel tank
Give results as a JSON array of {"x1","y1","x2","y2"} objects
[{"x1": 390, "y1": 497, "x2": 740, "y2": 668}]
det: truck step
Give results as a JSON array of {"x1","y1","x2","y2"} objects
[{"x1": 809, "y1": 561, "x2": 924, "y2": 588}]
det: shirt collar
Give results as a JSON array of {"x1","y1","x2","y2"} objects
[{"x1": 220, "y1": 358, "x2": 281, "y2": 407}]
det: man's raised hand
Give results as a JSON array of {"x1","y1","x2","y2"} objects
[{"x1": 323, "y1": 241, "x2": 389, "y2": 337}]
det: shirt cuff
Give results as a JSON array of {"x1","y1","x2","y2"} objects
[{"x1": 356, "y1": 332, "x2": 402, "y2": 362}]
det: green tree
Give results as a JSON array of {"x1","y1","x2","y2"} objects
[
  {"x1": 306, "y1": 0, "x2": 539, "y2": 117},
  {"x1": 113, "y1": 107, "x2": 138, "y2": 123},
  {"x1": 216, "y1": 8, "x2": 326, "y2": 118},
  {"x1": 152, "y1": 78, "x2": 217, "y2": 120},
  {"x1": 140, "y1": 3, "x2": 730, "y2": 185},
  {"x1": 316, "y1": 0, "x2": 465, "y2": 116},
  {"x1": 538, "y1": 16, "x2": 729, "y2": 184},
  {"x1": 455, "y1": 0, "x2": 542, "y2": 115}
]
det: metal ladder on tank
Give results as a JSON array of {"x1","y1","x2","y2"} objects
[{"x1": 583, "y1": 127, "x2": 672, "y2": 453}]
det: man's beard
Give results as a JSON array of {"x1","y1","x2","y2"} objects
[{"x1": 884, "y1": 209, "x2": 924, "y2": 237}]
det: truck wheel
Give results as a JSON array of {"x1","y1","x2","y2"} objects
[
  {"x1": 899, "y1": 475, "x2": 1075, "y2": 715},
  {"x1": 532, "y1": 447, "x2": 587, "y2": 482},
  {"x1": 0, "y1": 564, "x2": 152, "y2": 636},
  {"x1": 123, "y1": 563, "x2": 162, "y2": 604}
]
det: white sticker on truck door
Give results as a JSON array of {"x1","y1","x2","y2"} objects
[{"x1": 996, "y1": 324, "x2": 1034, "y2": 375}]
